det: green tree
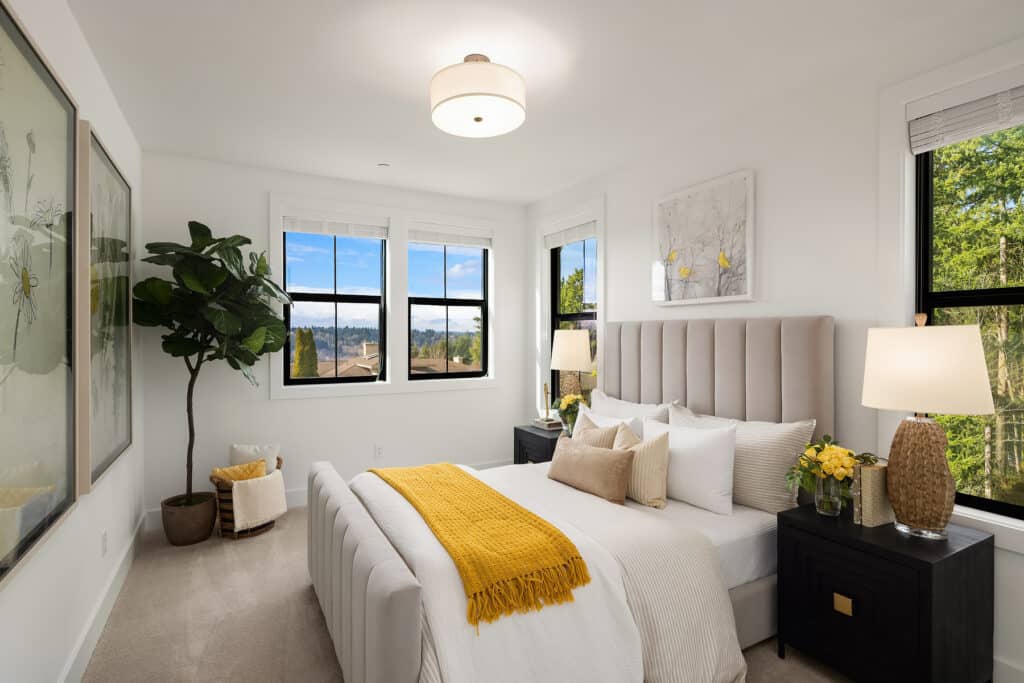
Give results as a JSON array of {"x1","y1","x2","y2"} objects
[
  {"x1": 931, "y1": 125, "x2": 1024, "y2": 504},
  {"x1": 559, "y1": 268, "x2": 585, "y2": 314},
  {"x1": 292, "y1": 328, "x2": 318, "y2": 377}
]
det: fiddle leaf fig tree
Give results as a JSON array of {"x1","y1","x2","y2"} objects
[{"x1": 133, "y1": 221, "x2": 291, "y2": 504}]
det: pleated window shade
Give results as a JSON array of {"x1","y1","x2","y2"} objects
[
  {"x1": 909, "y1": 85, "x2": 1024, "y2": 154},
  {"x1": 543, "y1": 221, "x2": 596, "y2": 250},
  {"x1": 407, "y1": 226, "x2": 492, "y2": 249},
  {"x1": 282, "y1": 216, "x2": 388, "y2": 239}
]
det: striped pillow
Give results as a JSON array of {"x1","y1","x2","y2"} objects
[
  {"x1": 668, "y1": 404, "x2": 815, "y2": 514},
  {"x1": 613, "y1": 426, "x2": 669, "y2": 509},
  {"x1": 572, "y1": 414, "x2": 619, "y2": 449}
]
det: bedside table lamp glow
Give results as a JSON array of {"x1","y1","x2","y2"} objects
[
  {"x1": 861, "y1": 317, "x2": 994, "y2": 539},
  {"x1": 535, "y1": 329, "x2": 593, "y2": 430}
]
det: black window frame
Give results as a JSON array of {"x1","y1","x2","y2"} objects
[
  {"x1": 407, "y1": 244, "x2": 488, "y2": 380},
  {"x1": 281, "y1": 232, "x2": 387, "y2": 385},
  {"x1": 550, "y1": 239, "x2": 597, "y2": 400},
  {"x1": 916, "y1": 149, "x2": 1024, "y2": 521}
]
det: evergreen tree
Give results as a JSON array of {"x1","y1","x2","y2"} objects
[{"x1": 291, "y1": 328, "x2": 319, "y2": 377}]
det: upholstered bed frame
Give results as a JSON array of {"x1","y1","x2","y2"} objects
[{"x1": 308, "y1": 315, "x2": 835, "y2": 683}]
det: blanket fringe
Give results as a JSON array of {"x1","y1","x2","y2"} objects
[{"x1": 467, "y1": 555, "x2": 591, "y2": 627}]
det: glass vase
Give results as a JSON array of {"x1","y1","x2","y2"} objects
[{"x1": 815, "y1": 477, "x2": 842, "y2": 517}]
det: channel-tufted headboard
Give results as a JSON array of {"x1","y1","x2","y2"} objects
[{"x1": 603, "y1": 317, "x2": 834, "y2": 439}]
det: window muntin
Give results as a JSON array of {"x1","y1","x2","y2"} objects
[
  {"x1": 551, "y1": 237, "x2": 597, "y2": 399},
  {"x1": 917, "y1": 123, "x2": 1024, "y2": 519},
  {"x1": 283, "y1": 232, "x2": 386, "y2": 384},
  {"x1": 407, "y1": 243, "x2": 488, "y2": 379}
]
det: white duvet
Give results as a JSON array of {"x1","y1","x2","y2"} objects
[{"x1": 349, "y1": 464, "x2": 746, "y2": 683}]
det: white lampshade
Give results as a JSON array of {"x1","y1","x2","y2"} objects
[
  {"x1": 862, "y1": 324, "x2": 995, "y2": 415},
  {"x1": 429, "y1": 54, "x2": 525, "y2": 138},
  {"x1": 550, "y1": 329, "x2": 592, "y2": 372}
]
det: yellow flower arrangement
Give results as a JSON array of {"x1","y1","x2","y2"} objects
[
  {"x1": 787, "y1": 435, "x2": 877, "y2": 498},
  {"x1": 556, "y1": 393, "x2": 586, "y2": 435}
]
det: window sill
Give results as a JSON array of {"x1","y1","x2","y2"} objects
[
  {"x1": 269, "y1": 374, "x2": 497, "y2": 400},
  {"x1": 951, "y1": 504, "x2": 1024, "y2": 555}
]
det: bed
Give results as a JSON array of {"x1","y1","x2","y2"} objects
[{"x1": 308, "y1": 315, "x2": 834, "y2": 683}]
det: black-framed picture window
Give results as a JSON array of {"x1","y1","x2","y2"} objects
[
  {"x1": 916, "y1": 121, "x2": 1024, "y2": 520},
  {"x1": 551, "y1": 237, "x2": 597, "y2": 399},
  {"x1": 408, "y1": 242, "x2": 488, "y2": 379},
  {"x1": 282, "y1": 231, "x2": 386, "y2": 384}
]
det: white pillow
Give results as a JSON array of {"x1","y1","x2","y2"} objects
[
  {"x1": 590, "y1": 390, "x2": 670, "y2": 430},
  {"x1": 643, "y1": 420, "x2": 735, "y2": 515},
  {"x1": 578, "y1": 403, "x2": 642, "y2": 439},
  {"x1": 230, "y1": 443, "x2": 280, "y2": 475},
  {"x1": 668, "y1": 404, "x2": 816, "y2": 514}
]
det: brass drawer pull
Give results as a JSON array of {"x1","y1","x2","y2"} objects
[{"x1": 833, "y1": 592, "x2": 853, "y2": 616}]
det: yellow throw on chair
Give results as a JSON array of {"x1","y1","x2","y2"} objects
[{"x1": 369, "y1": 463, "x2": 590, "y2": 628}]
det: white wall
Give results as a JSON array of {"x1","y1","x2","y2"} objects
[
  {"x1": 528, "y1": 43, "x2": 1024, "y2": 683},
  {"x1": 528, "y1": 69, "x2": 881, "y2": 455},
  {"x1": 140, "y1": 154, "x2": 529, "y2": 520},
  {"x1": 0, "y1": 1, "x2": 145, "y2": 682}
]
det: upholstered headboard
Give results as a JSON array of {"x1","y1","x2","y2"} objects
[{"x1": 603, "y1": 317, "x2": 834, "y2": 439}]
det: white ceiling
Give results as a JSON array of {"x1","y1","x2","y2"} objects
[{"x1": 69, "y1": 0, "x2": 1024, "y2": 204}]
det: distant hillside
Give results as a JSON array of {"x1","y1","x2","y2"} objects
[{"x1": 294, "y1": 325, "x2": 477, "y2": 361}]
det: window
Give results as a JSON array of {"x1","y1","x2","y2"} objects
[
  {"x1": 916, "y1": 121, "x2": 1024, "y2": 519},
  {"x1": 408, "y1": 243, "x2": 488, "y2": 379},
  {"x1": 282, "y1": 230, "x2": 386, "y2": 384},
  {"x1": 550, "y1": 237, "x2": 597, "y2": 399}
]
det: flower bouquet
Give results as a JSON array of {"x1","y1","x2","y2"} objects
[
  {"x1": 556, "y1": 393, "x2": 586, "y2": 436},
  {"x1": 786, "y1": 435, "x2": 877, "y2": 516}
]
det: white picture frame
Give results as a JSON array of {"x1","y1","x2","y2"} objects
[{"x1": 651, "y1": 169, "x2": 754, "y2": 306}]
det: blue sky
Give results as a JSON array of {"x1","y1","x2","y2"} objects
[
  {"x1": 286, "y1": 233, "x2": 483, "y2": 330},
  {"x1": 559, "y1": 238, "x2": 597, "y2": 305}
]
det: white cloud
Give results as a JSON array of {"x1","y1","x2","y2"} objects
[{"x1": 447, "y1": 259, "x2": 480, "y2": 278}]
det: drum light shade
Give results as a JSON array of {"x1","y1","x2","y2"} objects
[
  {"x1": 550, "y1": 329, "x2": 592, "y2": 372},
  {"x1": 861, "y1": 324, "x2": 995, "y2": 415},
  {"x1": 430, "y1": 54, "x2": 526, "y2": 138}
]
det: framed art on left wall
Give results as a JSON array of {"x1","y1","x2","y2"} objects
[
  {"x1": 0, "y1": 0, "x2": 79, "y2": 580},
  {"x1": 83, "y1": 124, "x2": 132, "y2": 484}
]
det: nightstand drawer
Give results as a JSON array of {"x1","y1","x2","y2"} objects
[
  {"x1": 513, "y1": 426, "x2": 561, "y2": 464},
  {"x1": 519, "y1": 433, "x2": 557, "y2": 463},
  {"x1": 780, "y1": 526, "x2": 919, "y2": 681}
]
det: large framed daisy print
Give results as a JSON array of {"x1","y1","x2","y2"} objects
[{"x1": 0, "y1": 1, "x2": 78, "y2": 580}]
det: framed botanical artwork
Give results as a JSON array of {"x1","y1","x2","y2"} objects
[
  {"x1": 651, "y1": 169, "x2": 754, "y2": 305},
  {"x1": 84, "y1": 125, "x2": 131, "y2": 482},
  {"x1": 0, "y1": 0, "x2": 79, "y2": 580}
]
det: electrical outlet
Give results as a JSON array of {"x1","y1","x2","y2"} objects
[
  {"x1": 101, "y1": 530, "x2": 108, "y2": 558},
  {"x1": 373, "y1": 445, "x2": 384, "y2": 462}
]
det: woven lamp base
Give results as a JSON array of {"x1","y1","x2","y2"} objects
[{"x1": 886, "y1": 416, "x2": 955, "y2": 539}]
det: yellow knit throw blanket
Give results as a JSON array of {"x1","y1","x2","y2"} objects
[{"x1": 369, "y1": 463, "x2": 590, "y2": 627}]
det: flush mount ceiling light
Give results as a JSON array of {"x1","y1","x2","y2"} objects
[{"x1": 430, "y1": 54, "x2": 526, "y2": 138}]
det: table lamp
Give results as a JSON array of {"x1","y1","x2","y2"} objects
[
  {"x1": 861, "y1": 315, "x2": 994, "y2": 539},
  {"x1": 534, "y1": 329, "x2": 592, "y2": 430}
]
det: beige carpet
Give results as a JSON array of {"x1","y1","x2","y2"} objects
[{"x1": 84, "y1": 507, "x2": 847, "y2": 682}]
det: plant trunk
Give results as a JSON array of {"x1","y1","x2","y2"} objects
[{"x1": 185, "y1": 359, "x2": 201, "y2": 504}]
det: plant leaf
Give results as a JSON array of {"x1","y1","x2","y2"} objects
[
  {"x1": 241, "y1": 326, "x2": 267, "y2": 354},
  {"x1": 141, "y1": 253, "x2": 183, "y2": 267},
  {"x1": 202, "y1": 306, "x2": 242, "y2": 335},
  {"x1": 188, "y1": 221, "x2": 215, "y2": 250},
  {"x1": 133, "y1": 277, "x2": 173, "y2": 305},
  {"x1": 174, "y1": 257, "x2": 228, "y2": 295},
  {"x1": 161, "y1": 334, "x2": 208, "y2": 357}
]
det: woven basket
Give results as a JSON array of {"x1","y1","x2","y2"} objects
[{"x1": 210, "y1": 456, "x2": 284, "y2": 539}]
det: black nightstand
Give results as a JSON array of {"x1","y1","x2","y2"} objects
[
  {"x1": 777, "y1": 505, "x2": 994, "y2": 683},
  {"x1": 513, "y1": 425, "x2": 562, "y2": 464}
]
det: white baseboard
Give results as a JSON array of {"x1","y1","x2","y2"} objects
[
  {"x1": 61, "y1": 514, "x2": 143, "y2": 683},
  {"x1": 996, "y1": 655, "x2": 1024, "y2": 683},
  {"x1": 286, "y1": 487, "x2": 306, "y2": 509}
]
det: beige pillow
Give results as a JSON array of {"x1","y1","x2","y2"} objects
[
  {"x1": 614, "y1": 427, "x2": 669, "y2": 509},
  {"x1": 548, "y1": 437, "x2": 635, "y2": 504},
  {"x1": 668, "y1": 404, "x2": 815, "y2": 514},
  {"x1": 571, "y1": 414, "x2": 619, "y2": 449}
]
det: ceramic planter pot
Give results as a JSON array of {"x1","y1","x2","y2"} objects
[{"x1": 160, "y1": 492, "x2": 216, "y2": 546}]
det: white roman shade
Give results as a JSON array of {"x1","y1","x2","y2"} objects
[
  {"x1": 283, "y1": 216, "x2": 389, "y2": 240},
  {"x1": 544, "y1": 221, "x2": 596, "y2": 250},
  {"x1": 407, "y1": 225, "x2": 492, "y2": 249},
  {"x1": 909, "y1": 85, "x2": 1024, "y2": 154}
]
